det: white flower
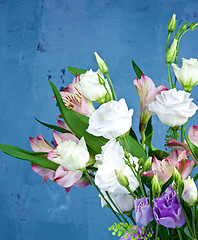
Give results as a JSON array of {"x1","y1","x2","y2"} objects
[
  {"x1": 172, "y1": 58, "x2": 198, "y2": 92},
  {"x1": 47, "y1": 137, "x2": 89, "y2": 171},
  {"x1": 182, "y1": 176, "x2": 197, "y2": 206},
  {"x1": 75, "y1": 69, "x2": 110, "y2": 103},
  {"x1": 148, "y1": 89, "x2": 198, "y2": 127},
  {"x1": 100, "y1": 191, "x2": 134, "y2": 213},
  {"x1": 87, "y1": 98, "x2": 134, "y2": 139},
  {"x1": 94, "y1": 139, "x2": 139, "y2": 195}
]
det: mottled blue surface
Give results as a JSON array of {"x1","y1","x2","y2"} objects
[{"x1": 0, "y1": 1, "x2": 198, "y2": 239}]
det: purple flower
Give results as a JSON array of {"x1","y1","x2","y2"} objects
[
  {"x1": 119, "y1": 225, "x2": 148, "y2": 240},
  {"x1": 134, "y1": 197, "x2": 154, "y2": 226},
  {"x1": 153, "y1": 185, "x2": 186, "y2": 228}
]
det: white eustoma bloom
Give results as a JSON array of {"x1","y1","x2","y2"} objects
[
  {"x1": 148, "y1": 89, "x2": 198, "y2": 127},
  {"x1": 182, "y1": 176, "x2": 197, "y2": 206},
  {"x1": 172, "y1": 58, "x2": 198, "y2": 92},
  {"x1": 87, "y1": 98, "x2": 134, "y2": 139},
  {"x1": 75, "y1": 69, "x2": 110, "y2": 103},
  {"x1": 47, "y1": 137, "x2": 89, "y2": 171},
  {"x1": 94, "y1": 139, "x2": 139, "y2": 195},
  {"x1": 100, "y1": 191, "x2": 134, "y2": 213}
]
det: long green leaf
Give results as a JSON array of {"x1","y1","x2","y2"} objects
[
  {"x1": 0, "y1": 144, "x2": 59, "y2": 171},
  {"x1": 35, "y1": 117, "x2": 71, "y2": 134},
  {"x1": 67, "y1": 66, "x2": 86, "y2": 76},
  {"x1": 132, "y1": 60, "x2": 143, "y2": 78}
]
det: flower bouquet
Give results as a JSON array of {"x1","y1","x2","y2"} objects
[{"x1": 0, "y1": 14, "x2": 198, "y2": 240}]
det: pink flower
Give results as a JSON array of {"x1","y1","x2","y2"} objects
[
  {"x1": 54, "y1": 165, "x2": 90, "y2": 193},
  {"x1": 167, "y1": 125, "x2": 198, "y2": 165},
  {"x1": 133, "y1": 74, "x2": 167, "y2": 133},
  {"x1": 60, "y1": 75, "x2": 94, "y2": 116},
  {"x1": 30, "y1": 131, "x2": 90, "y2": 192},
  {"x1": 143, "y1": 150, "x2": 194, "y2": 183}
]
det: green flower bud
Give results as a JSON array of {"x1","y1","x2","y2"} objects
[
  {"x1": 152, "y1": 173, "x2": 162, "y2": 195},
  {"x1": 168, "y1": 14, "x2": 176, "y2": 32},
  {"x1": 188, "y1": 23, "x2": 198, "y2": 31},
  {"x1": 94, "y1": 52, "x2": 108, "y2": 74},
  {"x1": 166, "y1": 38, "x2": 178, "y2": 64},
  {"x1": 180, "y1": 21, "x2": 188, "y2": 32},
  {"x1": 115, "y1": 169, "x2": 129, "y2": 188},
  {"x1": 172, "y1": 167, "x2": 183, "y2": 187},
  {"x1": 143, "y1": 157, "x2": 152, "y2": 171}
]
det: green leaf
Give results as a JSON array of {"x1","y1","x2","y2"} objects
[
  {"x1": 67, "y1": 66, "x2": 86, "y2": 76},
  {"x1": 129, "y1": 128, "x2": 138, "y2": 142},
  {"x1": 184, "y1": 129, "x2": 198, "y2": 161},
  {"x1": 159, "y1": 225, "x2": 170, "y2": 240},
  {"x1": 49, "y1": 80, "x2": 107, "y2": 154},
  {"x1": 193, "y1": 173, "x2": 198, "y2": 182},
  {"x1": 161, "y1": 176, "x2": 173, "y2": 193},
  {"x1": 145, "y1": 117, "x2": 153, "y2": 138},
  {"x1": 0, "y1": 144, "x2": 59, "y2": 171},
  {"x1": 132, "y1": 60, "x2": 143, "y2": 78},
  {"x1": 35, "y1": 117, "x2": 71, "y2": 134}
]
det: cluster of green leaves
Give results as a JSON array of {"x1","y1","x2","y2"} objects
[{"x1": 109, "y1": 222, "x2": 153, "y2": 240}]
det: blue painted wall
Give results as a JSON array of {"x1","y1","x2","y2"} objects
[{"x1": 0, "y1": 1, "x2": 198, "y2": 239}]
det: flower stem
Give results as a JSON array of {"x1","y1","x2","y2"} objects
[
  {"x1": 180, "y1": 125, "x2": 184, "y2": 142},
  {"x1": 167, "y1": 63, "x2": 173, "y2": 89},
  {"x1": 192, "y1": 205, "x2": 196, "y2": 238},
  {"x1": 177, "y1": 229, "x2": 183, "y2": 240},
  {"x1": 83, "y1": 169, "x2": 122, "y2": 222},
  {"x1": 105, "y1": 191, "x2": 129, "y2": 224},
  {"x1": 128, "y1": 214, "x2": 136, "y2": 225},
  {"x1": 166, "y1": 32, "x2": 171, "y2": 52},
  {"x1": 126, "y1": 185, "x2": 139, "y2": 199},
  {"x1": 155, "y1": 223, "x2": 159, "y2": 239},
  {"x1": 106, "y1": 73, "x2": 117, "y2": 101}
]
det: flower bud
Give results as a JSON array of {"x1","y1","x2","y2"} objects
[
  {"x1": 168, "y1": 14, "x2": 176, "y2": 32},
  {"x1": 94, "y1": 52, "x2": 108, "y2": 74},
  {"x1": 188, "y1": 23, "x2": 198, "y2": 31},
  {"x1": 166, "y1": 38, "x2": 178, "y2": 64},
  {"x1": 182, "y1": 176, "x2": 197, "y2": 206},
  {"x1": 152, "y1": 173, "x2": 161, "y2": 196},
  {"x1": 115, "y1": 169, "x2": 129, "y2": 188},
  {"x1": 180, "y1": 21, "x2": 188, "y2": 32},
  {"x1": 173, "y1": 167, "x2": 183, "y2": 188},
  {"x1": 143, "y1": 157, "x2": 152, "y2": 171}
]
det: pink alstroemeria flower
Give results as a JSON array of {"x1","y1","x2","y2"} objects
[
  {"x1": 134, "y1": 74, "x2": 167, "y2": 133},
  {"x1": 54, "y1": 165, "x2": 90, "y2": 193},
  {"x1": 30, "y1": 131, "x2": 90, "y2": 192},
  {"x1": 143, "y1": 150, "x2": 194, "y2": 183},
  {"x1": 167, "y1": 125, "x2": 198, "y2": 165},
  {"x1": 60, "y1": 75, "x2": 94, "y2": 116}
]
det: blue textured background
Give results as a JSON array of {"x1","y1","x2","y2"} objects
[{"x1": 0, "y1": 1, "x2": 198, "y2": 239}]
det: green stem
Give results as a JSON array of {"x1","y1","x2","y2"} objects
[
  {"x1": 126, "y1": 186, "x2": 139, "y2": 199},
  {"x1": 166, "y1": 32, "x2": 171, "y2": 52},
  {"x1": 192, "y1": 205, "x2": 196, "y2": 238},
  {"x1": 155, "y1": 223, "x2": 159, "y2": 239},
  {"x1": 181, "y1": 125, "x2": 184, "y2": 142},
  {"x1": 177, "y1": 229, "x2": 183, "y2": 240},
  {"x1": 167, "y1": 63, "x2": 173, "y2": 89},
  {"x1": 83, "y1": 169, "x2": 122, "y2": 222},
  {"x1": 105, "y1": 191, "x2": 129, "y2": 224},
  {"x1": 173, "y1": 127, "x2": 178, "y2": 140},
  {"x1": 128, "y1": 214, "x2": 136, "y2": 225},
  {"x1": 106, "y1": 73, "x2": 117, "y2": 101}
]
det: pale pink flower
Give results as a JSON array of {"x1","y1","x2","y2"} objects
[
  {"x1": 31, "y1": 165, "x2": 55, "y2": 184},
  {"x1": 54, "y1": 165, "x2": 90, "y2": 193},
  {"x1": 60, "y1": 75, "x2": 94, "y2": 116},
  {"x1": 143, "y1": 150, "x2": 194, "y2": 183},
  {"x1": 167, "y1": 125, "x2": 198, "y2": 165},
  {"x1": 133, "y1": 74, "x2": 167, "y2": 133},
  {"x1": 29, "y1": 134, "x2": 53, "y2": 152}
]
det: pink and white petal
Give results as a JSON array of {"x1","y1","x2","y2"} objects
[
  {"x1": 178, "y1": 158, "x2": 195, "y2": 179},
  {"x1": 32, "y1": 165, "x2": 55, "y2": 183},
  {"x1": 53, "y1": 130, "x2": 64, "y2": 146},
  {"x1": 65, "y1": 76, "x2": 79, "y2": 94},
  {"x1": 57, "y1": 119, "x2": 72, "y2": 132},
  {"x1": 74, "y1": 178, "x2": 90, "y2": 188},
  {"x1": 29, "y1": 134, "x2": 53, "y2": 152},
  {"x1": 59, "y1": 133, "x2": 79, "y2": 143},
  {"x1": 54, "y1": 166, "x2": 82, "y2": 188},
  {"x1": 188, "y1": 125, "x2": 198, "y2": 147},
  {"x1": 167, "y1": 139, "x2": 189, "y2": 151},
  {"x1": 81, "y1": 97, "x2": 95, "y2": 116},
  {"x1": 47, "y1": 149, "x2": 60, "y2": 163}
]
